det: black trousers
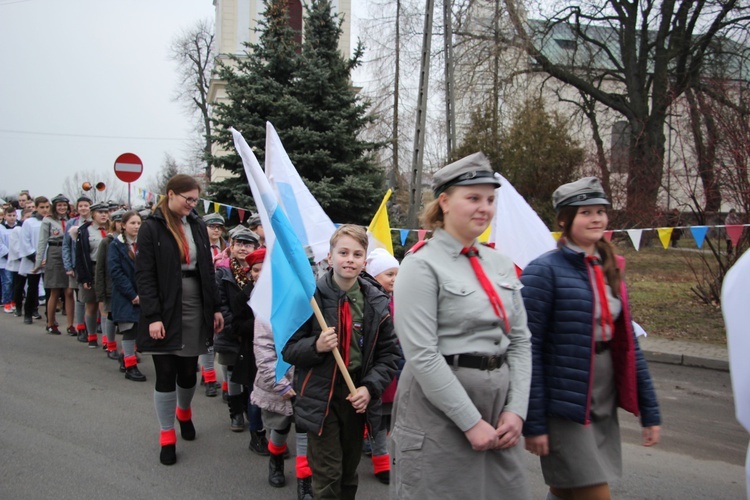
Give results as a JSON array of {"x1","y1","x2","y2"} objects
[{"x1": 13, "y1": 273, "x2": 41, "y2": 317}]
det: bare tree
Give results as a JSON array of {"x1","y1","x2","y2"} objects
[
  {"x1": 146, "y1": 153, "x2": 182, "y2": 195},
  {"x1": 170, "y1": 18, "x2": 215, "y2": 184}
]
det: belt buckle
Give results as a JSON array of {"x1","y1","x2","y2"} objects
[{"x1": 484, "y1": 355, "x2": 498, "y2": 371}]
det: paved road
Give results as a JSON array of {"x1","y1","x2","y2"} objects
[{"x1": 0, "y1": 313, "x2": 746, "y2": 499}]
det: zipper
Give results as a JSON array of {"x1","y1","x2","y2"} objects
[{"x1": 584, "y1": 262, "x2": 596, "y2": 426}]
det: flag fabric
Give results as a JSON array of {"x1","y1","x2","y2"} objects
[
  {"x1": 657, "y1": 228, "x2": 674, "y2": 249},
  {"x1": 265, "y1": 122, "x2": 336, "y2": 264},
  {"x1": 690, "y1": 226, "x2": 709, "y2": 248},
  {"x1": 489, "y1": 174, "x2": 556, "y2": 269},
  {"x1": 230, "y1": 127, "x2": 317, "y2": 382},
  {"x1": 367, "y1": 189, "x2": 394, "y2": 256},
  {"x1": 626, "y1": 229, "x2": 643, "y2": 251},
  {"x1": 721, "y1": 247, "x2": 750, "y2": 493}
]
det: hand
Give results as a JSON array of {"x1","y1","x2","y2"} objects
[
  {"x1": 495, "y1": 411, "x2": 523, "y2": 449},
  {"x1": 131, "y1": 296, "x2": 140, "y2": 305},
  {"x1": 149, "y1": 321, "x2": 166, "y2": 340},
  {"x1": 83, "y1": 283, "x2": 91, "y2": 290},
  {"x1": 642, "y1": 425, "x2": 661, "y2": 447},
  {"x1": 68, "y1": 226, "x2": 79, "y2": 238},
  {"x1": 346, "y1": 386, "x2": 371, "y2": 413},
  {"x1": 464, "y1": 420, "x2": 499, "y2": 451},
  {"x1": 282, "y1": 388, "x2": 296, "y2": 400},
  {"x1": 213, "y1": 312, "x2": 224, "y2": 334},
  {"x1": 525, "y1": 434, "x2": 549, "y2": 456},
  {"x1": 315, "y1": 327, "x2": 337, "y2": 353},
  {"x1": 41, "y1": 259, "x2": 46, "y2": 267},
  {"x1": 66, "y1": 270, "x2": 75, "y2": 277}
]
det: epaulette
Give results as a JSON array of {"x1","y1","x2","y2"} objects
[
  {"x1": 407, "y1": 239, "x2": 430, "y2": 254},
  {"x1": 480, "y1": 242, "x2": 496, "y2": 249}
]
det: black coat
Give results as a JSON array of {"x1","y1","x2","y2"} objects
[
  {"x1": 228, "y1": 280, "x2": 257, "y2": 387},
  {"x1": 282, "y1": 271, "x2": 400, "y2": 435},
  {"x1": 214, "y1": 262, "x2": 243, "y2": 355},
  {"x1": 135, "y1": 208, "x2": 221, "y2": 353}
]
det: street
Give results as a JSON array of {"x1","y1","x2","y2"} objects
[{"x1": 0, "y1": 312, "x2": 746, "y2": 499}]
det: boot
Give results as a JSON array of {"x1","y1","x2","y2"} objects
[
  {"x1": 228, "y1": 395, "x2": 245, "y2": 432},
  {"x1": 268, "y1": 453, "x2": 285, "y2": 488},
  {"x1": 249, "y1": 430, "x2": 270, "y2": 456},
  {"x1": 204, "y1": 381, "x2": 217, "y2": 397},
  {"x1": 125, "y1": 365, "x2": 147, "y2": 382},
  {"x1": 24, "y1": 315, "x2": 32, "y2": 324},
  {"x1": 159, "y1": 429, "x2": 177, "y2": 466},
  {"x1": 297, "y1": 477, "x2": 313, "y2": 500},
  {"x1": 176, "y1": 407, "x2": 196, "y2": 441},
  {"x1": 119, "y1": 353, "x2": 126, "y2": 373}
]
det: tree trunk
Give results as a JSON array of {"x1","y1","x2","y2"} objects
[{"x1": 625, "y1": 116, "x2": 665, "y2": 225}]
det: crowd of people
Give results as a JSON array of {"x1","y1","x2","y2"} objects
[{"x1": 1, "y1": 156, "x2": 665, "y2": 500}]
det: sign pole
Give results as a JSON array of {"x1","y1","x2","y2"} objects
[{"x1": 128, "y1": 182, "x2": 131, "y2": 209}]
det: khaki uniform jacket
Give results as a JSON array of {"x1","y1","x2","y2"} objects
[
  {"x1": 35, "y1": 216, "x2": 67, "y2": 268},
  {"x1": 393, "y1": 228, "x2": 532, "y2": 431}
]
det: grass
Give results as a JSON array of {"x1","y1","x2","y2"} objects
[{"x1": 616, "y1": 240, "x2": 727, "y2": 344}]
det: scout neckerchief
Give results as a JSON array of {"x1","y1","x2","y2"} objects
[
  {"x1": 461, "y1": 246, "x2": 510, "y2": 333},
  {"x1": 584, "y1": 255, "x2": 614, "y2": 341},
  {"x1": 339, "y1": 299, "x2": 353, "y2": 367}
]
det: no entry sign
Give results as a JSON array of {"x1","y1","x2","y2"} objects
[{"x1": 114, "y1": 153, "x2": 143, "y2": 183}]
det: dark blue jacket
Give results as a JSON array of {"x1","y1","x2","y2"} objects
[
  {"x1": 108, "y1": 235, "x2": 139, "y2": 324},
  {"x1": 520, "y1": 246, "x2": 661, "y2": 437}
]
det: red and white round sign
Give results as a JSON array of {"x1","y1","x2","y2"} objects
[{"x1": 113, "y1": 153, "x2": 143, "y2": 183}]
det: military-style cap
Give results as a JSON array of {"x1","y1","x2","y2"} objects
[
  {"x1": 432, "y1": 152, "x2": 501, "y2": 196},
  {"x1": 552, "y1": 177, "x2": 610, "y2": 211},
  {"x1": 110, "y1": 209, "x2": 126, "y2": 222},
  {"x1": 247, "y1": 214, "x2": 261, "y2": 228},
  {"x1": 203, "y1": 213, "x2": 225, "y2": 226},
  {"x1": 107, "y1": 200, "x2": 119, "y2": 210},
  {"x1": 51, "y1": 193, "x2": 70, "y2": 205},
  {"x1": 232, "y1": 227, "x2": 259, "y2": 245},
  {"x1": 76, "y1": 196, "x2": 92, "y2": 205},
  {"x1": 89, "y1": 202, "x2": 109, "y2": 212}
]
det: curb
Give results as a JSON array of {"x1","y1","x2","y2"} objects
[{"x1": 643, "y1": 350, "x2": 729, "y2": 372}]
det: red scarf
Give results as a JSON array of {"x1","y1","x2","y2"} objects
[
  {"x1": 338, "y1": 300, "x2": 353, "y2": 367},
  {"x1": 461, "y1": 247, "x2": 510, "y2": 333},
  {"x1": 585, "y1": 255, "x2": 614, "y2": 341}
]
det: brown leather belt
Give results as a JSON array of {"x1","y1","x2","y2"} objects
[{"x1": 444, "y1": 353, "x2": 507, "y2": 371}]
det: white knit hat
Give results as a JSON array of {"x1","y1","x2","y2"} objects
[{"x1": 366, "y1": 248, "x2": 399, "y2": 278}]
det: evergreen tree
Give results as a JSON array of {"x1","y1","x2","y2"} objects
[{"x1": 209, "y1": 0, "x2": 302, "y2": 208}]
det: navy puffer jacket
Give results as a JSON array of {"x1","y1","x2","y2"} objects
[{"x1": 520, "y1": 246, "x2": 661, "y2": 437}]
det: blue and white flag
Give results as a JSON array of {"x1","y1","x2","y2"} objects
[
  {"x1": 230, "y1": 127, "x2": 317, "y2": 382},
  {"x1": 265, "y1": 122, "x2": 336, "y2": 264}
]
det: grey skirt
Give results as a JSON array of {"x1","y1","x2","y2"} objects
[
  {"x1": 540, "y1": 349, "x2": 621, "y2": 488},
  {"x1": 44, "y1": 246, "x2": 68, "y2": 289},
  {"x1": 172, "y1": 275, "x2": 208, "y2": 358},
  {"x1": 389, "y1": 363, "x2": 531, "y2": 499}
]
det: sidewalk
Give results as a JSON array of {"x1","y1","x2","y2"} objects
[{"x1": 639, "y1": 335, "x2": 729, "y2": 371}]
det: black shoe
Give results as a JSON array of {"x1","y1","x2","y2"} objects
[
  {"x1": 249, "y1": 430, "x2": 270, "y2": 456},
  {"x1": 230, "y1": 413, "x2": 245, "y2": 432},
  {"x1": 32, "y1": 310, "x2": 42, "y2": 320},
  {"x1": 228, "y1": 395, "x2": 246, "y2": 432},
  {"x1": 88, "y1": 339, "x2": 98, "y2": 349},
  {"x1": 125, "y1": 366, "x2": 147, "y2": 382},
  {"x1": 178, "y1": 418, "x2": 196, "y2": 441},
  {"x1": 46, "y1": 326, "x2": 61, "y2": 335},
  {"x1": 297, "y1": 477, "x2": 313, "y2": 500},
  {"x1": 268, "y1": 453, "x2": 285, "y2": 488},
  {"x1": 77, "y1": 331, "x2": 88, "y2": 342},
  {"x1": 23, "y1": 316, "x2": 32, "y2": 324},
  {"x1": 13, "y1": 308, "x2": 22, "y2": 317},
  {"x1": 160, "y1": 444, "x2": 176, "y2": 466},
  {"x1": 119, "y1": 353, "x2": 126, "y2": 373},
  {"x1": 66, "y1": 326, "x2": 77, "y2": 336},
  {"x1": 375, "y1": 470, "x2": 390, "y2": 484},
  {"x1": 107, "y1": 350, "x2": 119, "y2": 360},
  {"x1": 205, "y1": 381, "x2": 217, "y2": 397}
]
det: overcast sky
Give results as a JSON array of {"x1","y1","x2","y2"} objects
[{"x1": 0, "y1": 0, "x2": 366, "y2": 204}]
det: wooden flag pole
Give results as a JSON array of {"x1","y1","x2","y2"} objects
[{"x1": 310, "y1": 298, "x2": 357, "y2": 396}]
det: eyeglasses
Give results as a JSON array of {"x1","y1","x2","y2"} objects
[
  {"x1": 234, "y1": 241, "x2": 256, "y2": 249},
  {"x1": 207, "y1": 224, "x2": 224, "y2": 230},
  {"x1": 177, "y1": 193, "x2": 199, "y2": 206}
]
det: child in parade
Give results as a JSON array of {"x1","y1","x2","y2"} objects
[
  {"x1": 2, "y1": 206, "x2": 19, "y2": 313},
  {"x1": 390, "y1": 153, "x2": 532, "y2": 499},
  {"x1": 18, "y1": 197, "x2": 50, "y2": 324},
  {"x1": 95, "y1": 209, "x2": 124, "y2": 359},
  {"x1": 35, "y1": 194, "x2": 73, "y2": 334},
  {"x1": 64, "y1": 196, "x2": 92, "y2": 340},
  {"x1": 108, "y1": 210, "x2": 146, "y2": 382},
  {"x1": 75, "y1": 202, "x2": 110, "y2": 347},
  {"x1": 283, "y1": 224, "x2": 400, "y2": 499},
  {"x1": 214, "y1": 227, "x2": 260, "y2": 431},
  {"x1": 521, "y1": 177, "x2": 661, "y2": 500},
  {"x1": 135, "y1": 174, "x2": 223, "y2": 466},
  {"x1": 8, "y1": 208, "x2": 31, "y2": 318},
  {"x1": 199, "y1": 212, "x2": 227, "y2": 397}
]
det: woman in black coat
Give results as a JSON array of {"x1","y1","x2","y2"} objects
[{"x1": 135, "y1": 174, "x2": 224, "y2": 466}]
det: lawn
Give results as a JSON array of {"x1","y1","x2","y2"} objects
[{"x1": 617, "y1": 242, "x2": 727, "y2": 344}]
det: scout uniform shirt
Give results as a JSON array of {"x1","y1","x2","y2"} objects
[{"x1": 35, "y1": 216, "x2": 67, "y2": 268}]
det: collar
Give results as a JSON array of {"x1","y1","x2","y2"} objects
[{"x1": 433, "y1": 227, "x2": 479, "y2": 261}]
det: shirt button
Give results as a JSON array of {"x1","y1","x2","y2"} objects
[
  {"x1": 461, "y1": 288, "x2": 466, "y2": 293},
  {"x1": 494, "y1": 341, "x2": 500, "y2": 345},
  {"x1": 352, "y1": 298, "x2": 356, "y2": 302}
]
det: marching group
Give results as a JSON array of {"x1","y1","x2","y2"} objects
[{"x1": 1, "y1": 152, "x2": 662, "y2": 500}]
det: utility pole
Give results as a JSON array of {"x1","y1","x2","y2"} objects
[
  {"x1": 406, "y1": 0, "x2": 435, "y2": 229},
  {"x1": 444, "y1": 0, "x2": 456, "y2": 158}
]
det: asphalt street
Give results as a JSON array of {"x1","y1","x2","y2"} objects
[{"x1": 0, "y1": 311, "x2": 746, "y2": 499}]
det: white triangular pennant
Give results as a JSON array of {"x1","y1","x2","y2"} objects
[{"x1": 626, "y1": 229, "x2": 643, "y2": 251}]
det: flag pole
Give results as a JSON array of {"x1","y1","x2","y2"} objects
[{"x1": 310, "y1": 298, "x2": 357, "y2": 396}]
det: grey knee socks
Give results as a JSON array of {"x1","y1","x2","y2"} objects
[{"x1": 154, "y1": 390, "x2": 177, "y2": 431}]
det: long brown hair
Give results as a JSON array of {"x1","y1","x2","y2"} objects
[
  {"x1": 419, "y1": 186, "x2": 457, "y2": 230},
  {"x1": 155, "y1": 174, "x2": 201, "y2": 263},
  {"x1": 557, "y1": 205, "x2": 621, "y2": 297}
]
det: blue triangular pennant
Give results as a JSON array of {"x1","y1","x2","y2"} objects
[
  {"x1": 690, "y1": 226, "x2": 709, "y2": 249},
  {"x1": 226, "y1": 205, "x2": 232, "y2": 220},
  {"x1": 400, "y1": 229, "x2": 409, "y2": 246}
]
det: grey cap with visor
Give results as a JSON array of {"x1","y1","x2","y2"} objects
[
  {"x1": 552, "y1": 177, "x2": 610, "y2": 211},
  {"x1": 432, "y1": 152, "x2": 502, "y2": 196}
]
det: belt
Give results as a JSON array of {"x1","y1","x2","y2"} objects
[
  {"x1": 444, "y1": 353, "x2": 506, "y2": 371},
  {"x1": 595, "y1": 341, "x2": 611, "y2": 354},
  {"x1": 48, "y1": 241, "x2": 63, "y2": 247},
  {"x1": 181, "y1": 269, "x2": 198, "y2": 278}
]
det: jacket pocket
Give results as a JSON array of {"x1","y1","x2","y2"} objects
[
  {"x1": 440, "y1": 281, "x2": 479, "y2": 318},
  {"x1": 497, "y1": 280, "x2": 525, "y2": 316},
  {"x1": 389, "y1": 425, "x2": 425, "y2": 493}
]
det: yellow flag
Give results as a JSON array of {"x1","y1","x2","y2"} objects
[
  {"x1": 213, "y1": 202, "x2": 220, "y2": 213},
  {"x1": 552, "y1": 231, "x2": 562, "y2": 241},
  {"x1": 478, "y1": 225, "x2": 492, "y2": 243},
  {"x1": 367, "y1": 189, "x2": 394, "y2": 255},
  {"x1": 657, "y1": 227, "x2": 674, "y2": 249}
]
